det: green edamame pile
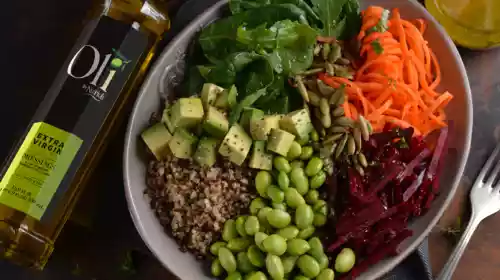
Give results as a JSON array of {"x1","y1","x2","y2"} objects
[{"x1": 209, "y1": 130, "x2": 335, "y2": 280}]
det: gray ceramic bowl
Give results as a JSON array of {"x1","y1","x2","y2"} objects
[{"x1": 123, "y1": 0, "x2": 472, "y2": 279}]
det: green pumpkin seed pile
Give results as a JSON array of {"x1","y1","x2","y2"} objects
[{"x1": 294, "y1": 41, "x2": 373, "y2": 176}]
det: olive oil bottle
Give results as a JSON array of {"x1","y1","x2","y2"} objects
[{"x1": 0, "y1": 0, "x2": 170, "y2": 269}]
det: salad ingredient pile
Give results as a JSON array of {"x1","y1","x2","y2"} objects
[{"x1": 140, "y1": 0, "x2": 454, "y2": 279}]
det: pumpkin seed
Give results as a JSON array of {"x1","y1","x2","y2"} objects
[
  {"x1": 331, "y1": 106, "x2": 344, "y2": 117},
  {"x1": 325, "y1": 62, "x2": 335, "y2": 76},
  {"x1": 336, "y1": 57, "x2": 351, "y2": 65},
  {"x1": 358, "y1": 153, "x2": 368, "y2": 168},
  {"x1": 323, "y1": 133, "x2": 344, "y2": 144},
  {"x1": 334, "y1": 89, "x2": 346, "y2": 106},
  {"x1": 328, "y1": 89, "x2": 343, "y2": 105},
  {"x1": 322, "y1": 43, "x2": 331, "y2": 60},
  {"x1": 299, "y1": 68, "x2": 324, "y2": 76},
  {"x1": 317, "y1": 80, "x2": 335, "y2": 96},
  {"x1": 353, "y1": 127, "x2": 362, "y2": 150},
  {"x1": 329, "y1": 126, "x2": 347, "y2": 134},
  {"x1": 358, "y1": 116, "x2": 370, "y2": 141},
  {"x1": 295, "y1": 75, "x2": 309, "y2": 102},
  {"x1": 355, "y1": 163, "x2": 365, "y2": 176},
  {"x1": 328, "y1": 43, "x2": 342, "y2": 63},
  {"x1": 320, "y1": 112, "x2": 331, "y2": 128},
  {"x1": 347, "y1": 135, "x2": 356, "y2": 155},
  {"x1": 309, "y1": 90, "x2": 322, "y2": 106},
  {"x1": 319, "y1": 98, "x2": 330, "y2": 115},
  {"x1": 304, "y1": 79, "x2": 319, "y2": 92},
  {"x1": 335, "y1": 134, "x2": 349, "y2": 159},
  {"x1": 333, "y1": 117, "x2": 354, "y2": 127},
  {"x1": 313, "y1": 44, "x2": 322, "y2": 56}
]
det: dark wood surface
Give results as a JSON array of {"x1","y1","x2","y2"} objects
[{"x1": 1, "y1": 1, "x2": 500, "y2": 280}]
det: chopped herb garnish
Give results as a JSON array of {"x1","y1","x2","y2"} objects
[{"x1": 371, "y1": 39, "x2": 384, "y2": 55}]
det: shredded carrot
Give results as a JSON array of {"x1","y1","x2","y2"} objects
[{"x1": 318, "y1": 6, "x2": 453, "y2": 136}]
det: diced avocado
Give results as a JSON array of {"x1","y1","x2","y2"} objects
[
  {"x1": 249, "y1": 141, "x2": 273, "y2": 170},
  {"x1": 203, "y1": 106, "x2": 229, "y2": 138},
  {"x1": 219, "y1": 124, "x2": 252, "y2": 165},
  {"x1": 161, "y1": 108, "x2": 175, "y2": 133},
  {"x1": 250, "y1": 115, "x2": 283, "y2": 141},
  {"x1": 279, "y1": 108, "x2": 313, "y2": 138},
  {"x1": 201, "y1": 83, "x2": 224, "y2": 108},
  {"x1": 170, "y1": 97, "x2": 204, "y2": 129},
  {"x1": 267, "y1": 128, "x2": 296, "y2": 156},
  {"x1": 193, "y1": 137, "x2": 218, "y2": 167},
  {"x1": 168, "y1": 128, "x2": 198, "y2": 159},
  {"x1": 214, "y1": 85, "x2": 237, "y2": 109},
  {"x1": 141, "y1": 123, "x2": 172, "y2": 160},
  {"x1": 240, "y1": 107, "x2": 265, "y2": 131}
]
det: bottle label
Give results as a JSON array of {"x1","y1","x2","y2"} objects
[{"x1": 0, "y1": 122, "x2": 82, "y2": 220}]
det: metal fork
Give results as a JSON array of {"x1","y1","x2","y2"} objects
[{"x1": 437, "y1": 143, "x2": 500, "y2": 280}]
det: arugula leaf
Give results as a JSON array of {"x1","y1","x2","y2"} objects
[
  {"x1": 310, "y1": 0, "x2": 348, "y2": 37},
  {"x1": 229, "y1": 0, "x2": 321, "y2": 25},
  {"x1": 205, "y1": 52, "x2": 262, "y2": 86},
  {"x1": 339, "y1": 0, "x2": 361, "y2": 39},
  {"x1": 199, "y1": 4, "x2": 309, "y2": 62}
]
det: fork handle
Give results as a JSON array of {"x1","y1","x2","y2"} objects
[{"x1": 436, "y1": 216, "x2": 481, "y2": 280}]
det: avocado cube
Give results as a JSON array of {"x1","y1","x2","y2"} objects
[
  {"x1": 203, "y1": 106, "x2": 229, "y2": 138},
  {"x1": 214, "y1": 85, "x2": 238, "y2": 109},
  {"x1": 240, "y1": 108, "x2": 265, "y2": 131},
  {"x1": 194, "y1": 137, "x2": 218, "y2": 167},
  {"x1": 201, "y1": 83, "x2": 224, "y2": 109},
  {"x1": 267, "y1": 128, "x2": 296, "y2": 156},
  {"x1": 279, "y1": 108, "x2": 313, "y2": 138},
  {"x1": 161, "y1": 108, "x2": 175, "y2": 133},
  {"x1": 168, "y1": 128, "x2": 198, "y2": 159},
  {"x1": 250, "y1": 115, "x2": 283, "y2": 141},
  {"x1": 249, "y1": 141, "x2": 273, "y2": 170},
  {"x1": 219, "y1": 124, "x2": 252, "y2": 166},
  {"x1": 141, "y1": 123, "x2": 172, "y2": 160},
  {"x1": 170, "y1": 97, "x2": 204, "y2": 129}
]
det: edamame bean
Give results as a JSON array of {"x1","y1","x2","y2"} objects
[
  {"x1": 313, "y1": 200, "x2": 327, "y2": 215},
  {"x1": 267, "y1": 185, "x2": 285, "y2": 203},
  {"x1": 293, "y1": 276, "x2": 310, "y2": 280},
  {"x1": 335, "y1": 248, "x2": 356, "y2": 273},
  {"x1": 237, "y1": 251, "x2": 256, "y2": 273},
  {"x1": 298, "y1": 255, "x2": 320, "y2": 278},
  {"x1": 210, "y1": 241, "x2": 227, "y2": 255},
  {"x1": 286, "y1": 239, "x2": 311, "y2": 256},
  {"x1": 296, "y1": 133, "x2": 310, "y2": 145},
  {"x1": 285, "y1": 188, "x2": 306, "y2": 208},
  {"x1": 310, "y1": 171, "x2": 326, "y2": 189},
  {"x1": 295, "y1": 204, "x2": 314, "y2": 229},
  {"x1": 219, "y1": 247, "x2": 237, "y2": 273},
  {"x1": 310, "y1": 130, "x2": 319, "y2": 142},
  {"x1": 308, "y1": 237, "x2": 324, "y2": 260},
  {"x1": 297, "y1": 226, "x2": 315, "y2": 239},
  {"x1": 247, "y1": 245, "x2": 265, "y2": 267},
  {"x1": 247, "y1": 271, "x2": 268, "y2": 280},
  {"x1": 278, "y1": 171, "x2": 290, "y2": 190},
  {"x1": 255, "y1": 232, "x2": 269, "y2": 251},
  {"x1": 236, "y1": 216, "x2": 248, "y2": 237},
  {"x1": 255, "y1": 171, "x2": 272, "y2": 198},
  {"x1": 290, "y1": 167, "x2": 309, "y2": 195},
  {"x1": 262, "y1": 234, "x2": 287, "y2": 256},
  {"x1": 267, "y1": 209, "x2": 291, "y2": 228},
  {"x1": 272, "y1": 203, "x2": 287, "y2": 211},
  {"x1": 313, "y1": 213, "x2": 327, "y2": 226},
  {"x1": 316, "y1": 268, "x2": 335, "y2": 280},
  {"x1": 223, "y1": 219, "x2": 238, "y2": 242},
  {"x1": 211, "y1": 258, "x2": 223, "y2": 277},
  {"x1": 316, "y1": 253, "x2": 329, "y2": 270},
  {"x1": 250, "y1": 198, "x2": 267, "y2": 215},
  {"x1": 245, "y1": 216, "x2": 260, "y2": 236},
  {"x1": 287, "y1": 141, "x2": 302, "y2": 160},
  {"x1": 266, "y1": 254, "x2": 284, "y2": 280},
  {"x1": 300, "y1": 146, "x2": 314, "y2": 160},
  {"x1": 258, "y1": 207, "x2": 273, "y2": 228},
  {"x1": 227, "y1": 237, "x2": 252, "y2": 252},
  {"x1": 305, "y1": 190, "x2": 319, "y2": 204},
  {"x1": 290, "y1": 160, "x2": 304, "y2": 169},
  {"x1": 226, "y1": 271, "x2": 243, "y2": 280},
  {"x1": 305, "y1": 157, "x2": 324, "y2": 177},
  {"x1": 274, "y1": 156, "x2": 292, "y2": 173},
  {"x1": 282, "y1": 255, "x2": 298, "y2": 274},
  {"x1": 277, "y1": 226, "x2": 299, "y2": 240}
]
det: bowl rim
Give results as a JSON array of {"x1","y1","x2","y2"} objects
[{"x1": 123, "y1": 0, "x2": 473, "y2": 278}]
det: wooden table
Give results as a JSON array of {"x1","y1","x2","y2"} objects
[{"x1": 2, "y1": 0, "x2": 500, "y2": 279}]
